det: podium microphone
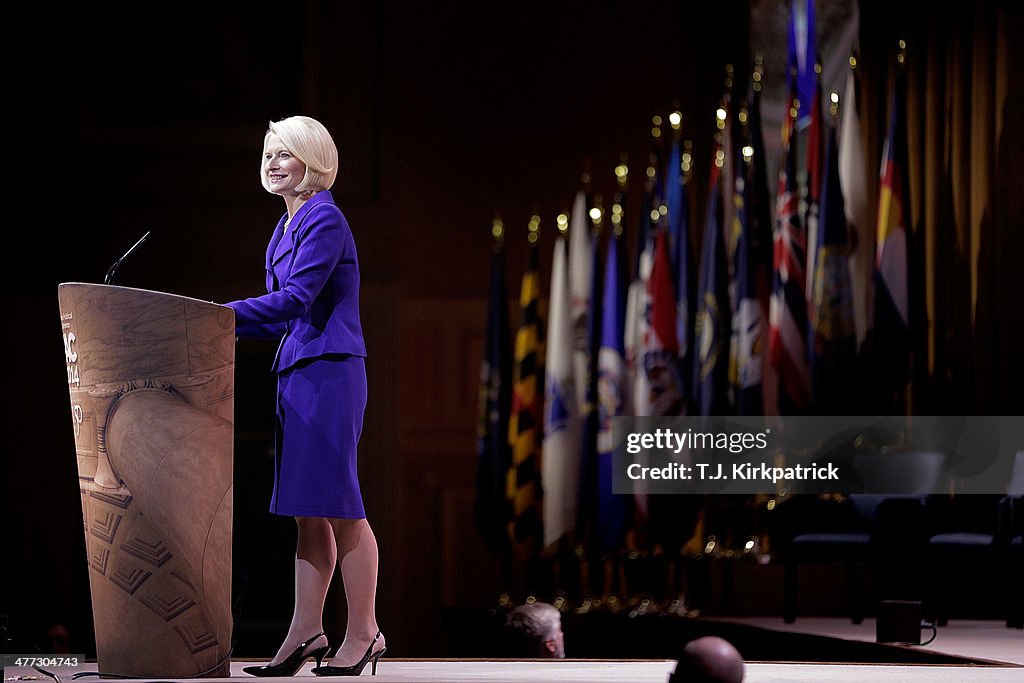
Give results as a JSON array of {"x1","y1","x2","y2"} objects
[{"x1": 104, "y1": 231, "x2": 151, "y2": 285}]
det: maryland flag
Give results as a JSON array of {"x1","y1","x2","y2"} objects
[{"x1": 507, "y1": 242, "x2": 544, "y2": 551}]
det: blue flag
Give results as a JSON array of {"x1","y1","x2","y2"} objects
[
  {"x1": 730, "y1": 140, "x2": 765, "y2": 416},
  {"x1": 694, "y1": 166, "x2": 733, "y2": 416},
  {"x1": 665, "y1": 139, "x2": 695, "y2": 405},
  {"x1": 787, "y1": 0, "x2": 816, "y2": 129},
  {"x1": 475, "y1": 242, "x2": 512, "y2": 554},
  {"x1": 810, "y1": 124, "x2": 857, "y2": 412},
  {"x1": 665, "y1": 140, "x2": 685, "y2": 275},
  {"x1": 596, "y1": 224, "x2": 631, "y2": 552},
  {"x1": 747, "y1": 79, "x2": 774, "y2": 269}
]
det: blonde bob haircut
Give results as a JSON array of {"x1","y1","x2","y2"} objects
[{"x1": 261, "y1": 115, "x2": 338, "y2": 193}]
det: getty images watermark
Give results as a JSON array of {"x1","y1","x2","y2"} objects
[
  {"x1": 611, "y1": 416, "x2": 1024, "y2": 495},
  {"x1": 624, "y1": 426, "x2": 838, "y2": 484}
]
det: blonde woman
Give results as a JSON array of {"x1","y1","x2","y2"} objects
[{"x1": 226, "y1": 116, "x2": 385, "y2": 677}]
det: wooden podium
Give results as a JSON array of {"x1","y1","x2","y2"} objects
[{"x1": 58, "y1": 283, "x2": 235, "y2": 678}]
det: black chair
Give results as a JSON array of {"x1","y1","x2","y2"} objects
[
  {"x1": 1002, "y1": 452, "x2": 1024, "y2": 628},
  {"x1": 925, "y1": 451, "x2": 1024, "y2": 626},
  {"x1": 924, "y1": 493, "x2": 1002, "y2": 625},
  {"x1": 778, "y1": 451, "x2": 946, "y2": 624},
  {"x1": 1001, "y1": 494, "x2": 1023, "y2": 628}
]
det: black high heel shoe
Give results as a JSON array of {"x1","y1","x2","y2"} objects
[
  {"x1": 242, "y1": 632, "x2": 330, "y2": 677},
  {"x1": 311, "y1": 631, "x2": 385, "y2": 676}
]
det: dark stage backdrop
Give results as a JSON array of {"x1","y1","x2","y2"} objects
[{"x1": 6, "y1": 0, "x2": 1021, "y2": 659}]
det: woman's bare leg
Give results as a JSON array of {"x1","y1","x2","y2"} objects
[
  {"x1": 270, "y1": 516, "x2": 333, "y2": 664},
  {"x1": 325, "y1": 517, "x2": 385, "y2": 665}
]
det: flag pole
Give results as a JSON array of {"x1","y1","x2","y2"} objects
[
  {"x1": 895, "y1": 36, "x2": 921, "y2": 426},
  {"x1": 606, "y1": 163, "x2": 628, "y2": 607},
  {"x1": 577, "y1": 191, "x2": 605, "y2": 605}
]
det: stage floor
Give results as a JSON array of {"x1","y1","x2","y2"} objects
[
  {"x1": 4, "y1": 658, "x2": 1022, "y2": 683},
  {"x1": 718, "y1": 616, "x2": 1024, "y2": 666},
  {"x1": 4, "y1": 619, "x2": 1020, "y2": 682}
]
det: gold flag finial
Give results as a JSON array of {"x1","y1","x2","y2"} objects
[
  {"x1": 556, "y1": 212, "x2": 569, "y2": 236},
  {"x1": 610, "y1": 196, "x2": 624, "y2": 236},
  {"x1": 614, "y1": 153, "x2": 629, "y2": 191},
  {"x1": 527, "y1": 213, "x2": 540, "y2": 244},
  {"x1": 589, "y1": 195, "x2": 604, "y2": 236},
  {"x1": 651, "y1": 113, "x2": 663, "y2": 140}
]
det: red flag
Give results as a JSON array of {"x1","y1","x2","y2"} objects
[
  {"x1": 768, "y1": 81, "x2": 811, "y2": 413},
  {"x1": 644, "y1": 230, "x2": 684, "y2": 416}
]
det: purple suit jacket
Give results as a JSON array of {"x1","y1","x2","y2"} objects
[{"x1": 227, "y1": 190, "x2": 367, "y2": 372}]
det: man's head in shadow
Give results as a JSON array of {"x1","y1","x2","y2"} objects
[{"x1": 506, "y1": 602, "x2": 565, "y2": 658}]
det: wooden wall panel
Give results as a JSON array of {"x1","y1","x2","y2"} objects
[
  {"x1": 392, "y1": 297, "x2": 496, "y2": 655},
  {"x1": 441, "y1": 486, "x2": 505, "y2": 608},
  {"x1": 397, "y1": 298, "x2": 486, "y2": 454}
]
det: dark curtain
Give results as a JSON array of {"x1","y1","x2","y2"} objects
[{"x1": 858, "y1": 0, "x2": 1024, "y2": 413}]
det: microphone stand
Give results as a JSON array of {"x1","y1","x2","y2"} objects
[{"x1": 104, "y1": 231, "x2": 150, "y2": 285}]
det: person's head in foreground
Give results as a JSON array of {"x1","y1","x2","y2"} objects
[
  {"x1": 507, "y1": 602, "x2": 565, "y2": 658},
  {"x1": 668, "y1": 636, "x2": 745, "y2": 683}
]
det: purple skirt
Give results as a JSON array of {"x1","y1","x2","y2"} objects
[{"x1": 271, "y1": 354, "x2": 367, "y2": 518}]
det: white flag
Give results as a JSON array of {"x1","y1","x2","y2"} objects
[
  {"x1": 542, "y1": 235, "x2": 581, "y2": 547},
  {"x1": 625, "y1": 247, "x2": 653, "y2": 418},
  {"x1": 839, "y1": 67, "x2": 873, "y2": 346},
  {"x1": 624, "y1": 245, "x2": 653, "y2": 520},
  {"x1": 568, "y1": 191, "x2": 593, "y2": 411}
]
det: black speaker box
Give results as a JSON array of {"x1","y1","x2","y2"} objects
[{"x1": 876, "y1": 599, "x2": 923, "y2": 644}]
